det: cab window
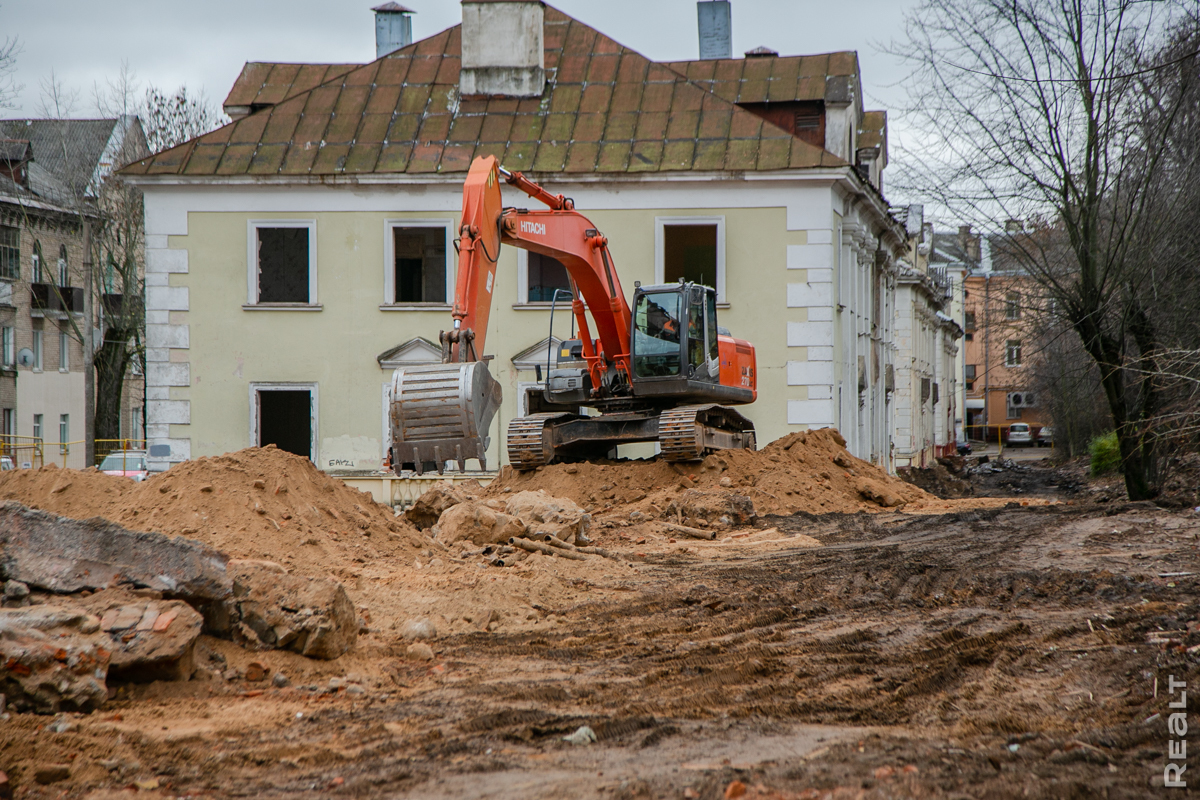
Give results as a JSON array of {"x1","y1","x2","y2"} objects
[
  {"x1": 633, "y1": 291, "x2": 681, "y2": 377},
  {"x1": 687, "y1": 291, "x2": 705, "y2": 370}
]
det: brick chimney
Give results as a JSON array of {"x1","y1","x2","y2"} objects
[{"x1": 460, "y1": 0, "x2": 545, "y2": 97}]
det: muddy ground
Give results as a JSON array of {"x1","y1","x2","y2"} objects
[{"x1": 5, "y1": 479, "x2": 1200, "y2": 799}]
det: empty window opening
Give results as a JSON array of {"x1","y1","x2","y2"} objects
[
  {"x1": 394, "y1": 227, "x2": 446, "y2": 303},
  {"x1": 0, "y1": 226, "x2": 19, "y2": 280},
  {"x1": 664, "y1": 225, "x2": 717, "y2": 288},
  {"x1": 257, "y1": 227, "x2": 309, "y2": 303},
  {"x1": 528, "y1": 252, "x2": 571, "y2": 302},
  {"x1": 257, "y1": 390, "x2": 312, "y2": 458}
]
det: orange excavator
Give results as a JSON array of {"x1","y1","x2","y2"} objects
[{"x1": 388, "y1": 155, "x2": 757, "y2": 474}]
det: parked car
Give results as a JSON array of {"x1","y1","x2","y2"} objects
[
  {"x1": 98, "y1": 450, "x2": 149, "y2": 481},
  {"x1": 0, "y1": 455, "x2": 13, "y2": 471},
  {"x1": 1006, "y1": 423, "x2": 1033, "y2": 446},
  {"x1": 957, "y1": 440, "x2": 972, "y2": 456},
  {"x1": 1037, "y1": 426, "x2": 1053, "y2": 447}
]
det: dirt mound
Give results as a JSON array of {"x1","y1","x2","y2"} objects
[
  {"x1": 485, "y1": 428, "x2": 932, "y2": 519},
  {"x1": 0, "y1": 446, "x2": 420, "y2": 581}
]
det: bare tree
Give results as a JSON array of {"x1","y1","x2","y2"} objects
[
  {"x1": 140, "y1": 86, "x2": 228, "y2": 154},
  {"x1": 0, "y1": 34, "x2": 20, "y2": 110},
  {"x1": 892, "y1": 0, "x2": 1200, "y2": 499}
]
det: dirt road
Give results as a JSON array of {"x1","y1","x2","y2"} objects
[{"x1": 6, "y1": 497, "x2": 1198, "y2": 799}]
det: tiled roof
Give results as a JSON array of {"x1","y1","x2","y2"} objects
[
  {"x1": 857, "y1": 110, "x2": 885, "y2": 150},
  {"x1": 124, "y1": 7, "x2": 842, "y2": 178},
  {"x1": 662, "y1": 51, "x2": 858, "y2": 105},
  {"x1": 223, "y1": 63, "x2": 361, "y2": 112}
]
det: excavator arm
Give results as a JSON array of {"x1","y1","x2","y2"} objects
[{"x1": 447, "y1": 156, "x2": 634, "y2": 385}]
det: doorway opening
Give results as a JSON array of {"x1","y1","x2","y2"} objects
[{"x1": 257, "y1": 389, "x2": 312, "y2": 458}]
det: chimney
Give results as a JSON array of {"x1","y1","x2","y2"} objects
[
  {"x1": 460, "y1": 0, "x2": 545, "y2": 97},
  {"x1": 698, "y1": 0, "x2": 732, "y2": 60},
  {"x1": 373, "y1": 3, "x2": 414, "y2": 58}
]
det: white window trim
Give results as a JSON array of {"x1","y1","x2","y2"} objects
[
  {"x1": 654, "y1": 216, "x2": 726, "y2": 303},
  {"x1": 381, "y1": 218, "x2": 454, "y2": 309},
  {"x1": 248, "y1": 382, "x2": 318, "y2": 463},
  {"x1": 246, "y1": 220, "x2": 318, "y2": 307},
  {"x1": 516, "y1": 379, "x2": 546, "y2": 418},
  {"x1": 59, "y1": 331, "x2": 69, "y2": 372},
  {"x1": 1, "y1": 326, "x2": 12, "y2": 368},
  {"x1": 31, "y1": 330, "x2": 42, "y2": 372}
]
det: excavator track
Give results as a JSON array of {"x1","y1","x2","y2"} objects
[
  {"x1": 506, "y1": 412, "x2": 575, "y2": 470},
  {"x1": 658, "y1": 404, "x2": 756, "y2": 462}
]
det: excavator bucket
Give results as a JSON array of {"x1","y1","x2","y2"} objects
[{"x1": 387, "y1": 361, "x2": 502, "y2": 475}]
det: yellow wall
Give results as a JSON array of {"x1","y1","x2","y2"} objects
[{"x1": 170, "y1": 205, "x2": 804, "y2": 471}]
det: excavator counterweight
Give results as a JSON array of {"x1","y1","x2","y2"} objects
[{"x1": 387, "y1": 156, "x2": 758, "y2": 474}]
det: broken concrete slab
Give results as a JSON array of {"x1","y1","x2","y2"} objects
[
  {"x1": 87, "y1": 593, "x2": 204, "y2": 683},
  {"x1": 230, "y1": 561, "x2": 357, "y2": 660},
  {"x1": 0, "y1": 606, "x2": 109, "y2": 713},
  {"x1": 0, "y1": 502, "x2": 232, "y2": 619}
]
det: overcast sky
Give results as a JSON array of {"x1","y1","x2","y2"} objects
[{"x1": 1, "y1": 0, "x2": 925, "y2": 199}]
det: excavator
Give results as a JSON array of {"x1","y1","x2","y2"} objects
[{"x1": 387, "y1": 155, "x2": 757, "y2": 475}]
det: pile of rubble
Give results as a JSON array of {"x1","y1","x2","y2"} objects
[{"x1": 0, "y1": 502, "x2": 358, "y2": 713}]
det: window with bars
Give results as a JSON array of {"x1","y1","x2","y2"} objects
[{"x1": 0, "y1": 226, "x2": 19, "y2": 280}]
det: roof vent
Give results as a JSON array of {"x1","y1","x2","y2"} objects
[
  {"x1": 698, "y1": 0, "x2": 732, "y2": 60},
  {"x1": 373, "y1": 2, "x2": 415, "y2": 58},
  {"x1": 744, "y1": 46, "x2": 778, "y2": 58},
  {"x1": 460, "y1": 0, "x2": 545, "y2": 97}
]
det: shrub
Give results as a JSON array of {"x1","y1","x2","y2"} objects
[{"x1": 1089, "y1": 431, "x2": 1122, "y2": 475}]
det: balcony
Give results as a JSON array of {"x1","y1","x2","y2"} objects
[{"x1": 31, "y1": 282, "x2": 84, "y2": 316}]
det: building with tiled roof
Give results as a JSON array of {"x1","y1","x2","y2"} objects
[{"x1": 121, "y1": 0, "x2": 913, "y2": 474}]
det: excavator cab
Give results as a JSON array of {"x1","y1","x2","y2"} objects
[{"x1": 631, "y1": 281, "x2": 725, "y2": 395}]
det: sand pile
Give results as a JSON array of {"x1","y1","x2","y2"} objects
[
  {"x1": 0, "y1": 446, "x2": 420, "y2": 581},
  {"x1": 486, "y1": 428, "x2": 932, "y2": 519}
]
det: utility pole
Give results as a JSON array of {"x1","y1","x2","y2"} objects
[{"x1": 83, "y1": 219, "x2": 95, "y2": 467}]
